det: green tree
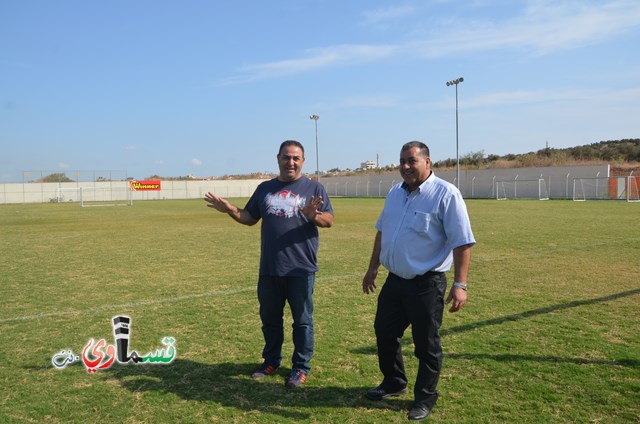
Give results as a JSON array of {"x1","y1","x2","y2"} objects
[
  {"x1": 38, "y1": 173, "x2": 73, "y2": 183},
  {"x1": 460, "y1": 150, "x2": 485, "y2": 166}
]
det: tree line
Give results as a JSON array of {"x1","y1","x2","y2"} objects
[
  {"x1": 33, "y1": 139, "x2": 638, "y2": 182},
  {"x1": 432, "y1": 138, "x2": 640, "y2": 169}
]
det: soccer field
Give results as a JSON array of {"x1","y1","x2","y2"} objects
[{"x1": 1, "y1": 198, "x2": 639, "y2": 423}]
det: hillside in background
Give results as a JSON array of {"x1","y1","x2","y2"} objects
[
  {"x1": 430, "y1": 138, "x2": 640, "y2": 177},
  {"x1": 192, "y1": 138, "x2": 640, "y2": 180},
  {"x1": 32, "y1": 139, "x2": 638, "y2": 182},
  {"x1": 317, "y1": 138, "x2": 639, "y2": 179}
]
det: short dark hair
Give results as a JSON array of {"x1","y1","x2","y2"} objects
[
  {"x1": 278, "y1": 140, "x2": 305, "y2": 157},
  {"x1": 401, "y1": 141, "x2": 430, "y2": 157}
]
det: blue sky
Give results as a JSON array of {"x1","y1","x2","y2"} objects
[{"x1": 1, "y1": 0, "x2": 639, "y2": 182}]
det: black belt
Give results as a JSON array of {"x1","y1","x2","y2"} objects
[{"x1": 390, "y1": 270, "x2": 444, "y2": 281}]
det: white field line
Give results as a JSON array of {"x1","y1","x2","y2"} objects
[
  {"x1": 1, "y1": 273, "x2": 363, "y2": 324},
  {"x1": 0, "y1": 286, "x2": 255, "y2": 323}
]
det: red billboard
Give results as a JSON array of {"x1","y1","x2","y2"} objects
[{"x1": 129, "y1": 180, "x2": 161, "y2": 191}]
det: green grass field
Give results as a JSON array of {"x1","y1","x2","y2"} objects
[{"x1": 1, "y1": 198, "x2": 639, "y2": 423}]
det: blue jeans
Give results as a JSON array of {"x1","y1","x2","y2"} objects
[{"x1": 257, "y1": 274, "x2": 315, "y2": 373}]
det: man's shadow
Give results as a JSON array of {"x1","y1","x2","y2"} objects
[{"x1": 104, "y1": 360, "x2": 406, "y2": 420}]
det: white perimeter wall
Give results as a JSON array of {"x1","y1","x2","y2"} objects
[
  {"x1": 321, "y1": 164, "x2": 612, "y2": 199},
  {"x1": 0, "y1": 179, "x2": 268, "y2": 204},
  {"x1": 0, "y1": 164, "x2": 618, "y2": 204}
]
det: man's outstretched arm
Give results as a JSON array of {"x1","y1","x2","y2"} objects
[{"x1": 204, "y1": 192, "x2": 259, "y2": 226}]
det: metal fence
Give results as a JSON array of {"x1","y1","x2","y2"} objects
[
  {"x1": 321, "y1": 164, "x2": 614, "y2": 200},
  {"x1": 3, "y1": 164, "x2": 635, "y2": 204}
]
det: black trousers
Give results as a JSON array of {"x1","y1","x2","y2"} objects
[{"x1": 374, "y1": 271, "x2": 447, "y2": 408}]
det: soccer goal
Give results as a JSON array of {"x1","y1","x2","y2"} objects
[
  {"x1": 496, "y1": 181, "x2": 510, "y2": 200},
  {"x1": 572, "y1": 177, "x2": 634, "y2": 201},
  {"x1": 80, "y1": 186, "x2": 133, "y2": 207},
  {"x1": 572, "y1": 177, "x2": 608, "y2": 201},
  {"x1": 538, "y1": 178, "x2": 549, "y2": 200},
  {"x1": 496, "y1": 178, "x2": 549, "y2": 200},
  {"x1": 628, "y1": 176, "x2": 640, "y2": 202},
  {"x1": 54, "y1": 187, "x2": 81, "y2": 203}
]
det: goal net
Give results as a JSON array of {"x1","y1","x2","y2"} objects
[
  {"x1": 573, "y1": 178, "x2": 604, "y2": 201},
  {"x1": 80, "y1": 187, "x2": 133, "y2": 207},
  {"x1": 539, "y1": 178, "x2": 549, "y2": 200},
  {"x1": 572, "y1": 177, "x2": 636, "y2": 201},
  {"x1": 496, "y1": 178, "x2": 549, "y2": 200},
  {"x1": 54, "y1": 187, "x2": 81, "y2": 203}
]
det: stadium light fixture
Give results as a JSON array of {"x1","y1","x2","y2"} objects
[
  {"x1": 446, "y1": 77, "x2": 464, "y2": 189},
  {"x1": 309, "y1": 114, "x2": 320, "y2": 182}
]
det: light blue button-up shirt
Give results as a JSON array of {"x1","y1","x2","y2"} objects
[{"x1": 375, "y1": 172, "x2": 476, "y2": 279}]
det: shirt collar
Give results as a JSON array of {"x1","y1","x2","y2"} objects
[{"x1": 401, "y1": 170, "x2": 434, "y2": 193}]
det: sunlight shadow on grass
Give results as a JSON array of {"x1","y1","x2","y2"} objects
[
  {"x1": 100, "y1": 359, "x2": 389, "y2": 420},
  {"x1": 441, "y1": 288, "x2": 640, "y2": 336},
  {"x1": 349, "y1": 288, "x2": 640, "y2": 365},
  {"x1": 445, "y1": 353, "x2": 640, "y2": 366}
]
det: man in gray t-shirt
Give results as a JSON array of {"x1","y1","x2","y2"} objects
[{"x1": 205, "y1": 140, "x2": 333, "y2": 389}]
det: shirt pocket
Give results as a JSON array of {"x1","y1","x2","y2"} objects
[{"x1": 409, "y1": 211, "x2": 432, "y2": 234}]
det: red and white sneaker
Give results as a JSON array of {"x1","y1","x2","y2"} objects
[
  {"x1": 285, "y1": 369, "x2": 307, "y2": 389},
  {"x1": 251, "y1": 362, "x2": 279, "y2": 379}
]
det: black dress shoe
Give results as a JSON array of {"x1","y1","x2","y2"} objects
[
  {"x1": 407, "y1": 405, "x2": 430, "y2": 421},
  {"x1": 365, "y1": 384, "x2": 407, "y2": 401}
]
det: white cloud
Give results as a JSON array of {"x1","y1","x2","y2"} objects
[
  {"x1": 361, "y1": 5, "x2": 416, "y2": 27},
  {"x1": 220, "y1": 44, "x2": 398, "y2": 84},
  {"x1": 221, "y1": 1, "x2": 640, "y2": 83},
  {"x1": 58, "y1": 163, "x2": 70, "y2": 169},
  {"x1": 432, "y1": 87, "x2": 640, "y2": 109},
  {"x1": 124, "y1": 145, "x2": 137, "y2": 151},
  {"x1": 418, "y1": 0, "x2": 640, "y2": 57},
  {"x1": 191, "y1": 158, "x2": 202, "y2": 166}
]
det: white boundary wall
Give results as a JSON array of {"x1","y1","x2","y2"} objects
[
  {"x1": 0, "y1": 164, "x2": 620, "y2": 204},
  {"x1": 321, "y1": 164, "x2": 612, "y2": 199},
  {"x1": 0, "y1": 179, "x2": 268, "y2": 204}
]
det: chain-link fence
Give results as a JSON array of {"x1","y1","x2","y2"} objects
[{"x1": 3, "y1": 164, "x2": 634, "y2": 204}]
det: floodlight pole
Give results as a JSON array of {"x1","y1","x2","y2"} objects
[
  {"x1": 310, "y1": 114, "x2": 320, "y2": 182},
  {"x1": 446, "y1": 77, "x2": 464, "y2": 188}
]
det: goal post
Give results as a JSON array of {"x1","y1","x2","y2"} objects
[
  {"x1": 572, "y1": 178, "x2": 586, "y2": 201},
  {"x1": 628, "y1": 176, "x2": 640, "y2": 202},
  {"x1": 495, "y1": 178, "x2": 550, "y2": 200},
  {"x1": 538, "y1": 178, "x2": 549, "y2": 200},
  {"x1": 80, "y1": 186, "x2": 133, "y2": 207},
  {"x1": 572, "y1": 176, "x2": 640, "y2": 201},
  {"x1": 572, "y1": 177, "x2": 612, "y2": 201},
  {"x1": 54, "y1": 187, "x2": 81, "y2": 203},
  {"x1": 496, "y1": 181, "x2": 508, "y2": 200}
]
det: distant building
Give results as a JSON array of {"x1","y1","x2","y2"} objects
[{"x1": 360, "y1": 160, "x2": 377, "y2": 170}]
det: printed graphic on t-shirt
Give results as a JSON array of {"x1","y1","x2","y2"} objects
[{"x1": 265, "y1": 190, "x2": 305, "y2": 218}]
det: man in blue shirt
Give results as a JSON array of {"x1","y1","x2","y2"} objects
[
  {"x1": 205, "y1": 140, "x2": 334, "y2": 389},
  {"x1": 362, "y1": 141, "x2": 475, "y2": 420}
]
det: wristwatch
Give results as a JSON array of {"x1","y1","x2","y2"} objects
[{"x1": 452, "y1": 282, "x2": 468, "y2": 291}]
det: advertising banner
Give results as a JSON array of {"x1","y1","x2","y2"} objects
[{"x1": 129, "y1": 180, "x2": 161, "y2": 191}]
